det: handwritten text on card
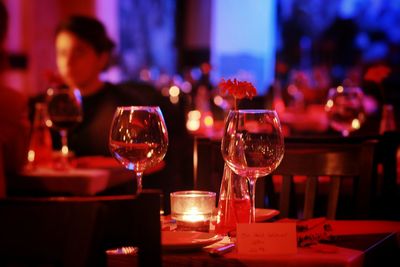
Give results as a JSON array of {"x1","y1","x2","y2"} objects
[{"x1": 237, "y1": 223, "x2": 297, "y2": 255}]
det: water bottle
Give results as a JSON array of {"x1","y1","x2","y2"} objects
[{"x1": 26, "y1": 103, "x2": 53, "y2": 169}]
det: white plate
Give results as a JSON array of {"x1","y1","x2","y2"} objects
[
  {"x1": 255, "y1": 208, "x2": 280, "y2": 222},
  {"x1": 162, "y1": 231, "x2": 223, "y2": 251}
]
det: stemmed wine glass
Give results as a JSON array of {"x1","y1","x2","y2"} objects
[
  {"x1": 221, "y1": 109, "x2": 284, "y2": 223},
  {"x1": 325, "y1": 86, "x2": 365, "y2": 137},
  {"x1": 109, "y1": 106, "x2": 168, "y2": 194},
  {"x1": 46, "y1": 86, "x2": 83, "y2": 169}
]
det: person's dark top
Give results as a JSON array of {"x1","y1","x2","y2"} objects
[
  {"x1": 29, "y1": 81, "x2": 164, "y2": 156},
  {"x1": 69, "y1": 82, "x2": 147, "y2": 156}
]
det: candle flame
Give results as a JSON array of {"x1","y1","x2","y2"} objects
[{"x1": 182, "y1": 207, "x2": 206, "y2": 222}]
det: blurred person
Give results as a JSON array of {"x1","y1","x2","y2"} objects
[
  {"x1": 54, "y1": 15, "x2": 153, "y2": 156},
  {"x1": 31, "y1": 15, "x2": 190, "y2": 206},
  {"x1": 0, "y1": 1, "x2": 30, "y2": 197},
  {"x1": 30, "y1": 15, "x2": 158, "y2": 156}
]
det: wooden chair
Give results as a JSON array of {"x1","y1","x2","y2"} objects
[
  {"x1": 193, "y1": 137, "x2": 225, "y2": 194},
  {"x1": 193, "y1": 137, "x2": 282, "y2": 208},
  {"x1": 270, "y1": 138, "x2": 379, "y2": 219},
  {"x1": 193, "y1": 136, "x2": 380, "y2": 220},
  {"x1": 97, "y1": 191, "x2": 162, "y2": 267},
  {"x1": 0, "y1": 190, "x2": 161, "y2": 267},
  {"x1": 0, "y1": 196, "x2": 101, "y2": 267},
  {"x1": 373, "y1": 131, "x2": 400, "y2": 219}
]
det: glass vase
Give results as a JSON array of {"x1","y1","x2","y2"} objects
[{"x1": 215, "y1": 163, "x2": 251, "y2": 235}]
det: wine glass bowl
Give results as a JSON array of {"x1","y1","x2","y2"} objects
[
  {"x1": 221, "y1": 110, "x2": 284, "y2": 223},
  {"x1": 47, "y1": 87, "x2": 83, "y2": 130},
  {"x1": 46, "y1": 86, "x2": 83, "y2": 168},
  {"x1": 325, "y1": 86, "x2": 365, "y2": 137},
  {"x1": 109, "y1": 106, "x2": 168, "y2": 194}
]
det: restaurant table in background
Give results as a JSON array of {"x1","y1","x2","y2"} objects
[
  {"x1": 9, "y1": 156, "x2": 165, "y2": 196},
  {"x1": 279, "y1": 105, "x2": 329, "y2": 136},
  {"x1": 107, "y1": 220, "x2": 400, "y2": 267}
]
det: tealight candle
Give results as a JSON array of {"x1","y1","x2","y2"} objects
[{"x1": 170, "y1": 190, "x2": 216, "y2": 232}]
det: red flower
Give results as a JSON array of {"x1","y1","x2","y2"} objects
[
  {"x1": 364, "y1": 65, "x2": 391, "y2": 84},
  {"x1": 219, "y1": 78, "x2": 257, "y2": 100}
]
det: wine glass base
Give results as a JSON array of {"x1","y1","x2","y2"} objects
[{"x1": 52, "y1": 151, "x2": 75, "y2": 170}]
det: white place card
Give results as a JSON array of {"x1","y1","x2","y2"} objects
[{"x1": 237, "y1": 223, "x2": 297, "y2": 255}]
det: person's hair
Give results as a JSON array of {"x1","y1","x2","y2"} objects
[
  {"x1": 55, "y1": 15, "x2": 115, "y2": 54},
  {"x1": 0, "y1": 1, "x2": 8, "y2": 43}
]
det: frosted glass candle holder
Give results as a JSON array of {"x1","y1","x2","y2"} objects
[{"x1": 170, "y1": 190, "x2": 216, "y2": 232}]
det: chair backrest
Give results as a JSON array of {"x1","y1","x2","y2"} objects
[
  {"x1": 0, "y1": 196, "x2": 101, "y2": 267},
  {"x1": 271, "y1": 137, "x2": 379, "y2": 219},
  {"x1": 97, "y1": 191, "x2": 162, "y2": 267},
  {"x1": 375, "y1": 131, "x2": 400, "y2": 219},
  {"x1": 193, "y1": 136, "x2": 379, "y2": 220},
  {"x1": 193, "y1": 137, "x2": 225, "y2": 194},
  {"x1": 0, "y1": 190, "x2": 161, "y2": 267},
  {"x1": 194, "y1": 137, "x2": 281, "y2": 208}
]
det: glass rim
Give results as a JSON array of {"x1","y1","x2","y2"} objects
[
  {"x1": 328, "y1": 86, "x2": 363, "y2": 92},
  {"x1": 46, "y1": 86, "x2": 81, "y2": 96},
  {"x1": 116, "y1": 106, "x2": 161, "y2": 110},
  {"x1": 229, "y1": 109, "x2": 278, "y2": 114},
  {"x1": 170, "y1": 190, "x2": 216, "y2": 198}
]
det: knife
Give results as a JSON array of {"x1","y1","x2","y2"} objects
[{"x1": 208, "y1": 243, "x2": 235, "y2": 257}]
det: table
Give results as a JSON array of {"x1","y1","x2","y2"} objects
[
  {"x1": 184, "y1": 234, "x2": 396, "y2": 267},
  {"x1": 108, "y1": 220, "x2": 400, "y2": 267},
  {"x1": 10, "y1": 156, "x2": 165, "y2": 196},
  {"x1": 279, "y1": 105, "x2": 329, "y2": 136}
]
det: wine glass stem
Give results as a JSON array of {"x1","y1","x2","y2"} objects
[
  {"x1": 60, "y1": 129, "x2": 69, "y2": 168},
  {"x1": 136, "y1": 171, "x2": 143, "y2": 194},
  {"x1": 248, "y1": 178, "x2": 257, "y2": 223}
]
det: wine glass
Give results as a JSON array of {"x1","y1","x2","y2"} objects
[
  {"x1": 46, "y1": 86, "x2": 83, "y2": 169},
  {"x1": 109, "y1": 106, "x2": 168, "y2": 194},
  {"x1": 221, "y1": 109, "x2": 285, "y2": 223},
  {"x1": 325, "y1": 86, "x2": 365, "y2": 137}
]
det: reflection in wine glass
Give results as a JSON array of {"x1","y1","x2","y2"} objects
[
  {"x1": 325, "y1": 86, "x2": 365, "y2": 137},
  {"x1": 221, "y1": 110, "x2": 284, "y2": 223},
  {"x1": 109, "y1": 106, "x2": 168, "y2": 194},
  {"x1": 46, "y1": 86, "x2": 83, "y2": 169}
]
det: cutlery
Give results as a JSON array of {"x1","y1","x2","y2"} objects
[{"x1": 208, "y1": 243, "x2": 235, "y2": 257}]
